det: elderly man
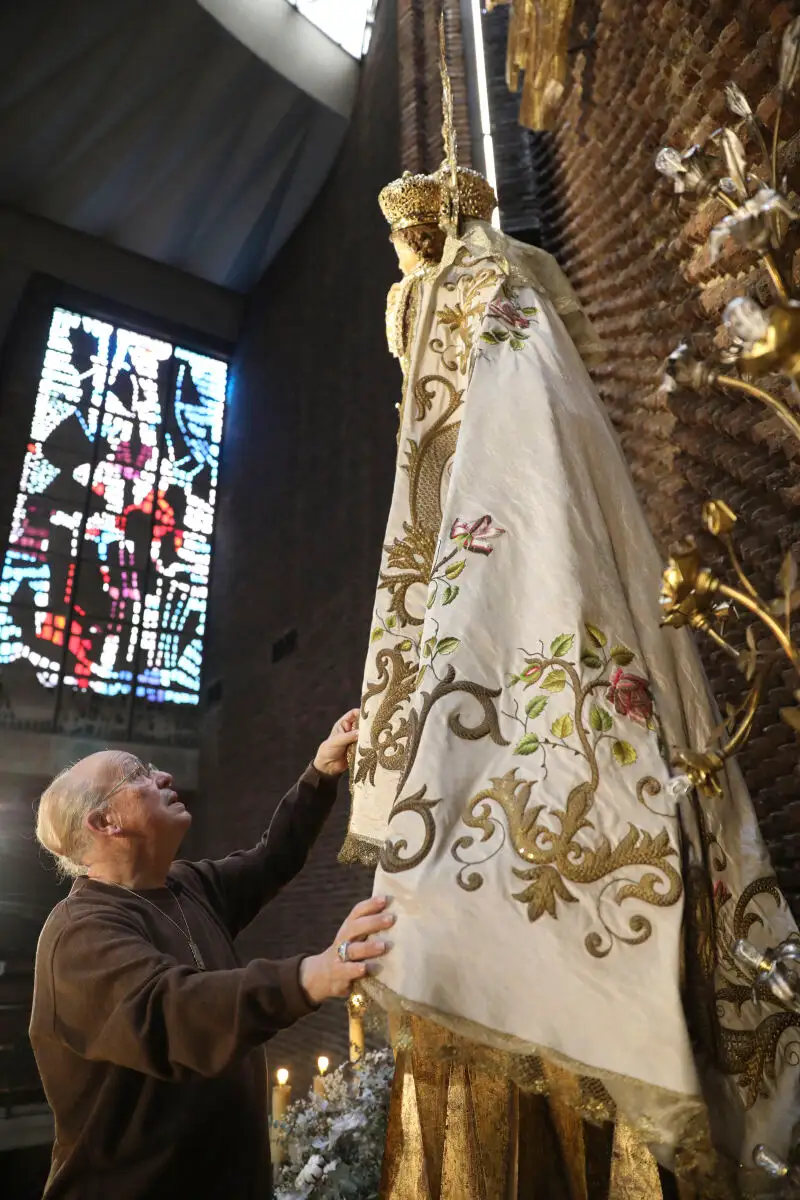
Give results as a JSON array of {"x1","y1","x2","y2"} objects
[{"x1": 29, "y1": 710, "x2": 391, "y2": 1199}]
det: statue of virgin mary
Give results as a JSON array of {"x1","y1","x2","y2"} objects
[{"x1": 341, "y1": 43, "x2": 800, "y2": 1199}]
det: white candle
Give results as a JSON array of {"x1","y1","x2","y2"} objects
[
  {"x1": 271, "y1": 1068, "x2": 291, "y2": 1165},
  {"x1": 348, "y1": 992, "x2": 365, "y2": 1064},
  {"x1": 313, "y1": 1056, "x2": 329, "y2": 1097}
]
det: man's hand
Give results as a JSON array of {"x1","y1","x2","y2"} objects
[
  {"x1": 298, "y1": 896, "x2": 393, "y2": 1005},
  {"x1": 313, "y1": 708, "x2": 360, "y2": 777}
]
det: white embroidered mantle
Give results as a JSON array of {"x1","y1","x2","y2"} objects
[{"x1": 343, "y1": 222, "x2": 800, "y2": 1180}]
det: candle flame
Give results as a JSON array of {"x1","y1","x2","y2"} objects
[
  {"x1": 317, "y1": 1056, "x2": 329, "y2": 1075},
  {"x1": 276, "y1": 1068, "x2": 289, "y2": 1086}
]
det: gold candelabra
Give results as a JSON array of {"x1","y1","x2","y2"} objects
[{"x1": 655, "y1": 16, "x2": 800, "y2": 800}]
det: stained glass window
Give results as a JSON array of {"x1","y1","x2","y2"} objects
[{"x1": 0, "y1": 307, "x2": 228, "y2": 742}]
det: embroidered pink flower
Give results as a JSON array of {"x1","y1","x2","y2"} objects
[
  {"x1": 605, "y1": 669, "x2": 654, "y2": 725},
  {"x1": 450, "y1": 515, "x2": 506, "y2": 555},
  {"x1": 487, "y1": 299, "x2": 531, "y2": 330}
]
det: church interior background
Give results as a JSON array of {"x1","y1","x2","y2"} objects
[{"x1": 1, "y1": 0, "x2": 799, "y2": 1195}]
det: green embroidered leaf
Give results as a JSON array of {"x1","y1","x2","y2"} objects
[
  {"x1": 610, "y1": 645, "x2": 635, "y2": 666},
  {"x1": 521, "y1": 662, "x2": 544, "y2": 687},
  {"x1": 514, "y1": 733, "x2": 541, "y2": 756},
  {"x1": 423, "y1": 637, "x2": 436, "y2": 659},
  {"x1": 551, "y1": 714, "x2": 574, "y2": 739},
  {"x1": 416, "y1": 666, "x2": 427, "y2": 688},
  {"x1": 585, "y1": 623, "x2": 607, "y2": 649},
  {"x1": 398, "y1": 639, "x2": 413, "y2": 652},
  {"x1": 549, "y1": 633, "x2": 575, "y2": 658},
  {"x1": 370, "y1": 627, "x2": 383, "y2": 643},
  {"x1": 612, "y1": 740, "x2": 638, "y2": 766},
  {"x1": 525, "y1": 696, "x2": 548, "y2": 720},
  {"x1": 541, "y1": 669, "x2": 567, "y2": 693},
  {"x1": 445, "y1": 560, "x2": 466, "y2": 580},
  {"x1": 442, "y1": 584, "x2": 459, "y2": 606},
  {"x1": 426, "y1": 584, "x2": 438, "y2": 610},
  {"x1": 386, "y1": 614, "x2": 397, "y2": 630},
  {"x1": 521, "y1": 306, "x2": 538, "y2": 316},
  {"x1": 480, "y1": 332, "x2": 499, "y2": 345},
  {"x1": 589, "y1": 704, "x2": 613, "y2": 733},
  {"x1": 494, "y1": 329, "x2": 510, "y2": 341},
  {"x1": 437, "y1": 637, "x2": 460, "y2": 656},
  {"x1": 580, "y1": 651, "x2": 603, "y2": 669},
  {"x1": 510, "y1": 338, "x2": 525, "y2": 351}
]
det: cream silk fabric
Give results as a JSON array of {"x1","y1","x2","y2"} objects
[{"x1": 344, "y1": 221, "x2": 800, "y2": 1180}]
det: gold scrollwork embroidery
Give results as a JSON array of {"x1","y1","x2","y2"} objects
[
  {"x1": 453, "y1": 767, "x2": 681, "y2": 958},
  {"x1": 431, "y1": 262, "x2": 503, "y2": 374},
  {"x1": 449, "y1": 626, "x2": 682, "y2": 957},
  {"x1": 380, "y1": 786, "x2": 440, "y2": 874},
  {"x1": 382, "y1": 622, "x2": 683, "y2": 957},
  {"x1": 379, "y1": 375, "x2": 463, "y2": 627},
  {"x1": 353, "y1": 646, "x2": 418, "y2": 787},
  {"x1": 684, "y1": 861, "x2": 800, "y2": 1111},
  {"x1": 380, "y1": 666, "x2": 510, "y2": 873}
]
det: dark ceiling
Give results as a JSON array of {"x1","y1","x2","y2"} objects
[{"x1": 0, "y1": 0, "x2": 357, "y2": 292}]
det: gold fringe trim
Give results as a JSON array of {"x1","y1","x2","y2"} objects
[
  {"x1": 363, "y1": 979, "x2": 738, "y2": 1195},
  {"x1": 341, "y1": 745, "x2": 385, "y2": 866},
  {"x1": 338, "y1": 830, "x2": 381, "y2": 868}
]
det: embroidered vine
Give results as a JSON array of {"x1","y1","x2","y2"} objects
[
  {"x1": 448, "y1": 624, "x2": 680, "y2": 957},
  {"x1": 430, "y1": 255, "x2": 504, "y2": 374},
  {"x1": 480, "y1": 286, "x2": 539, "y2": 352},
  {"x1": 416, "y1": 515, "x2": 506, "y2": 689},
  {"x1": 377, "y1": 375, "x2": 463, "y2": 628}
]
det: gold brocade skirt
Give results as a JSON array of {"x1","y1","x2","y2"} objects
[{"x1": 380, "y1": 1015, "x2": 703, "y2": 1200}]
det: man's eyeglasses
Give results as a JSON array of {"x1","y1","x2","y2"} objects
[{"x1": 99, "y1": 760, "x2": 157, "y2": 807}]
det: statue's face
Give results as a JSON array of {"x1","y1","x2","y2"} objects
[{"x1": 391, "y1": 234, "x2": 422, "y2": 276}]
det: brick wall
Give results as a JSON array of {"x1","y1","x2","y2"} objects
[
  {"x1": 535, "y1": 0, "x2": 800, "y2": 907},
  {"x1": 397, "y1": 0, "x2": 472, "y2": 173},
  {"x1": 200, "y1": 0, "x2": 401, "y2": 1094}
]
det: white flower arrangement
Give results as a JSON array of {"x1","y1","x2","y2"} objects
[{"x1": 273, "y1": 1048, "x2": 395, "y2": 1200}]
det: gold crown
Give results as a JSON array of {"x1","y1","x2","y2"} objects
[
  {"x1": 379, "y1": 167, "x2": 496, "y2": 233},
  {"x1": 450, "y1": 166, "x2": 497, "y2": 223},
  {"x1": 378, "y1": 171, "x2": 442, "y2": 232}
]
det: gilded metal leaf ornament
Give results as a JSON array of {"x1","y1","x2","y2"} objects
[{"x1": 779, "y1": 16, "x2": 800, "y2": 100}]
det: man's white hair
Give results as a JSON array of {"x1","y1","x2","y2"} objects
[{"x1": 35, "y1": 765, "x2": 109, "y2": 879}]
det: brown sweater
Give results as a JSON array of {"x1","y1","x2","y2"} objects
[{"x1": 29, "y1": 764, "x2": 339, "y2": 1200}]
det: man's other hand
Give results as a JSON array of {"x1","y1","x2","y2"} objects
[
  {"x1": 298, "y1": 897, "x2": 393, "y2": 1004},
  {"x1": 313, "y1": 708, "x2": 359, "y2": 777}
]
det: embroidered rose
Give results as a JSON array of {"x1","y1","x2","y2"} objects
[
  {"x1": 605, "y1": 668, "x2": 654, "y2": 725},
  {"x1": 450, "y1": 515, "x2": 506, "y2": 555},
  {"x1": 487, "y1": 299, "x2": 531, "y2": 329}
]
